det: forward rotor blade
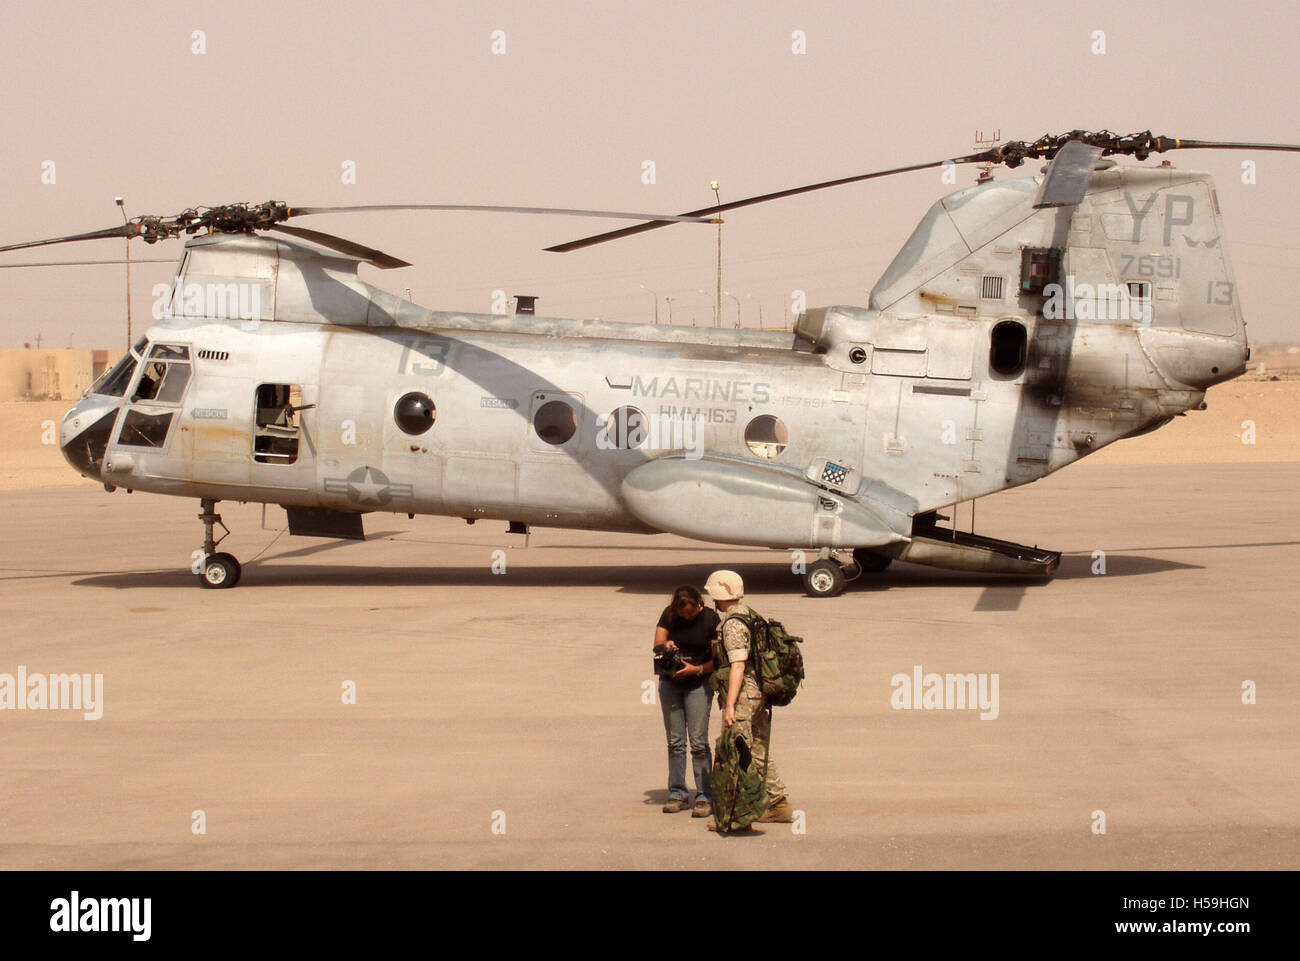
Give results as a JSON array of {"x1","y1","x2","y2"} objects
[
  {"x1": 0, "y1": 257, "x2": 175, "y2": 269},
  {"x1": 544, "y1": 155, "x2": 989, "y2": 253},
  {"x1": 289, "y1": 203, "x2": 717, "y2": 224},
  {"x1": 1033, "y1": 141, "x2": 1104, "y2": 209},
  {"x1": 0, "y1": 223, "x2": 138, "y2": 254},
  {"x1": 267, "y1": 224, "x2": 412, "y2": 269}
]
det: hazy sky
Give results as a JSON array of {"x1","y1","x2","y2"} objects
[{"x1": 2, "y1": 0, "x2": 1297, "y2": 348}]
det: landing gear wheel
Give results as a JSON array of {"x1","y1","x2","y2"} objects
[
  {"x1": 803, "y1": 559, "x2": 846, "y2": 598},
  {"x1": 199, "y1": 552, "x2": 240, "y2": 589},
  {"x1": 195, "y1": 497, "x2": 240, "y2": 589},
  {"x1": 852, "y1": 547, "x2": 892, "y2": 573}
]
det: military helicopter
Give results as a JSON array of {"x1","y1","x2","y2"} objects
[{"x1": 6, "y1": 129, "x2": 1297, "y2": 596}]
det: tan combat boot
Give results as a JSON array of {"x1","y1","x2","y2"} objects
[{"x1": 756, "y1": 799, "x2": 796, "y2": 822}]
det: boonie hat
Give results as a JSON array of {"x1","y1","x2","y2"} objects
[{"x1": 704, "y1": 570, "x2": 744, "y2": 601}]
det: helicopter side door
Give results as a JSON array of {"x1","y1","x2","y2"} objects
[
  {"x1": 247, "y1": 380, "x2": 318, "y2": 497},
  {"x1": 517, "y1": 389, "x2": 593, "y2": 515}
]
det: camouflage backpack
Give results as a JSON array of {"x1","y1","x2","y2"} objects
[
  {"x1": 711, "y1": 727, "x2": 768, "y2": 833},
  {"x1": 710, "y1": 609, "x2": 805, "y2": 707}
]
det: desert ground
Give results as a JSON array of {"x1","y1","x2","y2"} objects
[{"x1": 0, "y1": 379, "x2": 1296, "y2": 869}]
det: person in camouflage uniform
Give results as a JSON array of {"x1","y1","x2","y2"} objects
[{"x1": 704, "y1": 570, "x2": 795, "y2": 830}]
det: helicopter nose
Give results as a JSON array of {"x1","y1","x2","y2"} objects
[
  {"x1": 1139, "y1": 327, "x2": 1248, "y2": 391},
  {"x1": 60, "y1": 400, "x2": 119, "y2": 480}
]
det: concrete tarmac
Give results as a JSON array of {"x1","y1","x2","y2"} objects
[{"x1": 0, "y1": 460, "x2": 1296, "y2": 869}]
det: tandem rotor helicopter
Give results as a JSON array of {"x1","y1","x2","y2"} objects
[{"x1": 5, "y1": 129, "x2": 1297, "y2": 595}]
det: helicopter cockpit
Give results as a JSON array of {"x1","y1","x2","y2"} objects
[{"x1": 81, "y1": 339, "x2": 194, "y2": 450}]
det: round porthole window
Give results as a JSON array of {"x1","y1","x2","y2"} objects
[
  {"x1": 600, "y1": 406, "x2": 648, "y2": 449},
  {"x1": 394, "y1": 392, "x2": 436, "y2": 435},
  {"x1": 534, "y1": 399, "x2": 578, "y2": 445},
  {"x1": 744, "y1": 414, "x2": 788, "y2": 459}
]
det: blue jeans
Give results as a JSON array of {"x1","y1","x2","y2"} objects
[{"x1": 660, "y1": 677, "x2": 713, "y2": 801}]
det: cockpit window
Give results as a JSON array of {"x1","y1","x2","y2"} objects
[
  {"x1": 91, "y1": 337, "x2": 149, "y2": 397},
  {"x1": 149, "y1": 344, "x2": 190, "y2": 361},
  {"x1": 118, "y1": 409, "x2": 175, "y2": 448},
  {"x1": 133, "y1": 344, "x2": 192, "y2": 405},
  {"x1": 135, "y1": 361, "x2": 165, "y2": 401},
  {"x1": 135, "y1": 360, "x2": 191, "y2": 403},
  {"x1": 94, "y1": 353, "x2": 139, "y2": 397}
]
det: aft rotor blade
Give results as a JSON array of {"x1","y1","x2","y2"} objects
[
  {"x1": 1033, "y1": 141, "x2": 1104, "y2": 209},
  {"x1": 1150, "y1": 138, "x2": 1300, "y2": 153},
  {"x1": 267, "y1": 224, "x2": 412, "y2": 269},
  {"x1": 289, "y1": 203, "x2": 718, "y2": 223},
  {"x1": 0, "y1": 223, "x2": 139, "y2": 254},
  {"x1": 544, "y1": 155, "x2": 989, "y2": 253}
]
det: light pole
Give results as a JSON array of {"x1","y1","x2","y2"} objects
[
  {"x1": 696, "y1": 288, "x2": 715, "y2": 327},
  {"x1": 116, "y1": 197, "x2": 132, "y2": 350},
  {"x1": 639, "y1": 283, "x2": 659, "y2": 324},
  {"x1": 711, "y1": 181, "x2": 722, "y2": 328},
  {"x1": 724, "y1": 290, "x2": 741, "y2": 328}
]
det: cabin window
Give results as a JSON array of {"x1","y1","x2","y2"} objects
[
  {"x1": 989, "y1": 320, "x2": 1028, "y2": 376},
  {"x1": 599, "y1": 406, "x2": 647, "y2": 450},
  {"x1": 744, "y1": 415, "x2": 788, "y2": 459},
  {"x1": 254, "y1": 383, "x2": 303, "y2": 464},
  {"x1": 533, "y1": 399, "x2": 578, "y2": 446},
  {"x1": 394, "y1": 391, "x2": 437, "y2": 435}
]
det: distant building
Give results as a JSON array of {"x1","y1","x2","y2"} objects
[{"x1": 0, "y1": 348, "x2": 115, "y2": 401}]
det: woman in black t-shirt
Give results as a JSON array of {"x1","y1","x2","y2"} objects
[{"x1": 653, "y1": 585, "x2": 720, "y2": 817}]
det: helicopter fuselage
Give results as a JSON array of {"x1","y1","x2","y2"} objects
[{"x1": 58, "y1": 163, "x2": 1249, "y2": 583}]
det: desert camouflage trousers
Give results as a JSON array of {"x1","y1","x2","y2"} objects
[{"x1": 728, "y1": 696, "x2": 788, "y2": 805}]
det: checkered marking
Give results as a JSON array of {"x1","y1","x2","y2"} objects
[{"x1": 821, "y1": 461, "x2": 849, "y2": 487}]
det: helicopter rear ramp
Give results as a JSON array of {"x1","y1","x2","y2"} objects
[{"x1": 899, "y1": 525, "x2": 1060, "y2": 576}]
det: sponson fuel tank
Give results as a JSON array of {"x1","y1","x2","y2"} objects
[{"x1": 621, "y1": 454, "x2": 906, "y2": 549}]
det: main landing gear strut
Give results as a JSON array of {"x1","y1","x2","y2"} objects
[
  {"x1": 801, "y1": 547, "x2": 892, "y2": 598},
  {"x1": 197, "y1": 498, "x2": 241, "y2": 589}
]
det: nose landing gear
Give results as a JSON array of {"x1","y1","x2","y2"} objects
[{"x1": 197, "y1": 498, "x2": 242, "y2": 589}]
